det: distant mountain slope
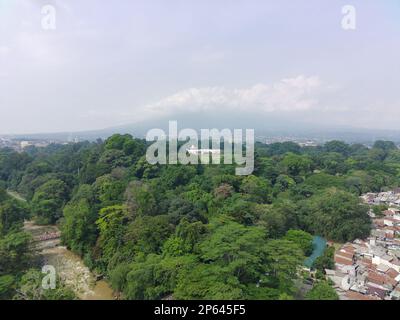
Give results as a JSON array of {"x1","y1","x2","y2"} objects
[{"x1": 5, "y1": 113, "x2": 400, "y2": 144}]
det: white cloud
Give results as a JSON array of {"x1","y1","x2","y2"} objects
[{"x1": 143, "y1": 75, "x2": 323, "y2": 119}]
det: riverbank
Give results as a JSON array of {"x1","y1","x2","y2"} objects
[
  {"x1": 24, "y1": 220, "x2": 115, "y2": 300},
  {"x1": 8, "y1": 187, "x2": 115, "y2": 300}
]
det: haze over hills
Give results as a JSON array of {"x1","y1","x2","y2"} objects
[
  {"x1": 4, "y1": 113, "x2": 400, "y2": 145},
  {"x1": 2, "y1": 1, "x2": 400, "y2": 144}
]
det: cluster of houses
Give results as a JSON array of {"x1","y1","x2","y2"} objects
[
  {"x1": 361, "y1": 189, "x2": 400, "y2": 207},
  {"x1": 0, "y1": 137, "x2": 52, "y2": 152},
  {"x1": 326, "y1": 191, "x2": 400, "y2": 300}
]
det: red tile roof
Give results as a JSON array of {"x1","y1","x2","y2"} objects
[
  {"x1": 385, "y1": 233, "x2": 395, "y2": 239},
  {"x1": 383, "y1": 210, "x2": 395, "y2": 216},
  {"x1": 342, "y1": 245, "x2": 356, "y2": 253},
  {"x1": 374, "y1": 220, "x2": 385, "y2": 227},
  {"x1": 367, "y1": 272, "x2": 386, "y2": 285},
  {"x1": 386, "y1": 268, "x2": 399, "y2": 279},
  {"x1": 345, "y1": 291, "x2": 380, "y2": 300},
  {"x1": 359, "y1": 258, "x2": 373, "y2": 268},
  {"x1": 335, "y1": 256, "x2": 354, "y2": 266}
]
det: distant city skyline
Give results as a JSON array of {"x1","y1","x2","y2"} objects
[{"x1": 0, "y1": 0, "x2": 399, "y2": 134}]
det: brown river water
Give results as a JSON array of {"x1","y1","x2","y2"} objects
[{"x1": 24, "y1": 221, "x2": 114, "y2": 300}]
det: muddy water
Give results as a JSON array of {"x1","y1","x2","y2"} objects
[{"x1": 24, "y1": 221, "x2": 114, "y2": 300}]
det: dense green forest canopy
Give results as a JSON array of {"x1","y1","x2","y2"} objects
[{"x1": 1, "y1": 136, "x2": 399, "y2": 299}]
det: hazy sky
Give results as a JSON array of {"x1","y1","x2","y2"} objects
[{"x1": 0, "y1": 0, "x2": 399, "y2": 134}]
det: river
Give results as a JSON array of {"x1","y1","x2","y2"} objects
[
  {"x1": 7, "y1": 190, "x2": 114, "y2": 299},
  {"x1": 24, "y1": 221, "x2": 114, "y2": 300},
  {"x1": 304, "y1": 236, "x2": 327, "y2": 268}
]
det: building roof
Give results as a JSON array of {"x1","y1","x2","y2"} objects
[
  {"x1": 391, "y1": 259, "x2": 400, "y2": 266},
  {"x1": 367, "y1": 283, "x2": 390, "y2": 299},
  {"x1": 335, "y1": 256, "x2": 354, "y2": 266},
  {"x1": 359, "y1": 258, "x2": 373, "y2": 268},
  {"x1": 367, "y1": 272, "x2": 386, "y2": 285},
  {"x1": 337, "y1": 251, "x2": 354, "y2": 259},
  {"x1": 383, "y1": 210, "x2": 395, "y2": 216},
  {"x1": 345, "y1": 291, "x2": 380, "y2": 300},
  {"x1": 386, "y1": 268, "x2": 399, "y2": 279},
  {"x1": 377, "y1": 264, "x2": 390, "y2": 273},
  {"x1": 381, "y1": 254, "x2": 394, "y2": 262},
  {"x1": 341, "y1": 245, "x2": 356, "y2": 253}
]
